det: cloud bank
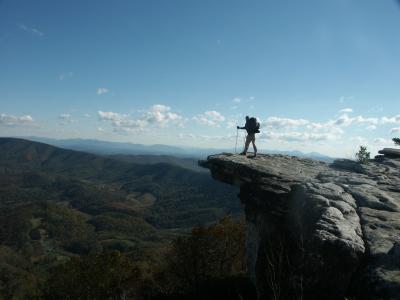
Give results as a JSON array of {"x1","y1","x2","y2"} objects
[
  {"x1": 0, "y1": 113, "x2": 34, "y2": 127},
  {"x1": 98, "y1": 104, "x2": 183, "y2": 132}
]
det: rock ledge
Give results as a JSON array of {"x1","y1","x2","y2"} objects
[{"x1": 200, "y1": 153, "x2": 400, "y2": 299}]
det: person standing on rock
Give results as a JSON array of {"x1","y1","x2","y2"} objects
[{"x1": 237, "y1": 116, "x2": 260, "y2": 157}]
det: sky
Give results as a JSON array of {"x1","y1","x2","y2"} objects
[{"x1": 1, "y1": 0, "x2": 400, "y2": 157}]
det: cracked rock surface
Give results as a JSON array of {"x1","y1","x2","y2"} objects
[{"x1": 200, "y1": 153, "x2": 400, "y2": 299}]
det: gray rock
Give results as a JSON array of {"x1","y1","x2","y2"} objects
[
  {"x1": 200, "y1": 153, "x2": 400, "y2": 299},
  {"x1": 378, "y1": 148, "x2": 400, "y2": 158}
]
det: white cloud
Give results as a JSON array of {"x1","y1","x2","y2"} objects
[
  {"x1": 142, "y1": 104, "x2": 184, "y2": 127},
  {"x1": 83, "y1": 113, "x2": 91, "y2": 118},
  {"x1": 381, "y1": 115, "x2": 400, "y2": 125},
  {"x1": 193, "y1": 110, "x2": 226, "y2": 127},
  {"x1": 307, "y1": 121, "x2": 333, "y2": 130},
  {"x1": 257, "y1": 115, "x2": 346, "y2": 144},
  {"x1": 334, "y1": 114, "x2": 351, "y2": 126},
  {"x1": 308, "y1": 122, "x2": 344, "y2": 135},
  {"x1": 334, "y1": 114, "x2": 379, "y2": 127},
  {"x1": 240, "y1": 110, "x2": 400, "y2": 155},
  {"x1": 0, "y1": 113, "x2": 34, "y2": 127},
  {"x1": 352, "y1": 115, "x2": 379, "y2": 126},
  {"x1": 259, "y1": 131, "x2": 338, "y2": 142},
  {"x1": 373, "y1": 138, "x2": 391, "y2": 144},
  {"x1": 262, "y1": 117, "x2": 309, "y2": 129},
  {"x1": 97, "y1": 88, "x2": 109, "y2": 95},
  {"x1": 59, "y1": 113, "x2": 74, "y2": 125},
  {"x1": 98, "y1": 104, "x2": 184, "y2": 133},
  {"x1": 232, "y1": 97, "x2": 241, "y2": 103},
  {"x1": 98, "y1": 111, "x2": 123, "y2": 122},
  {"x1": 390, "y1": 127, "x2": 400, "y2": 134},
  {"x1": 339, "y1": 108, "x2": 353, "y2": 114},
  {"x1": 178, "y1": 133, "x2": 235, "y2": 141},
  {"x1": 19, "y1": 24, "x2": 44, "y2": 36},
  {"x1": 307, "y1": 113, "x2": 383, "y2": 132},
  {"x1": 231, "y1": 111, "x2": 400, "y2": 148},
  {"x1": 203, "y1": 110, "x2": 225, "y2": 122},
  {"x1": 98, "y1": 111, "x2": 142, "y2": 132},
  {"x1": 19, "y1": 115, "x2": 34, "y2": 123}
]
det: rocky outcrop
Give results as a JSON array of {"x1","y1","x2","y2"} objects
[
  {"x1": 200, "y1": 154, "x2": 400, "y2": 299},
  {"x1": 378, "y1": 148, "x2": 400, "y2": 159}
]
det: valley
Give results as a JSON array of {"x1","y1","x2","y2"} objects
[{"x1": 0, "y1": 138, "x2": 246, "y2": 299}]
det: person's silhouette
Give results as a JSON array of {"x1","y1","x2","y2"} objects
[{"x1": 237, "y1": 116, "x2": 259, "y2": 157}]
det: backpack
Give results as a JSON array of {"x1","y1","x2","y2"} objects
[{"x1": 247, "y1": 117, "x2": 260, "y2": 133}]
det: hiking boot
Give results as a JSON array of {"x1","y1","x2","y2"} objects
[{"x1": 240, "y1": 152, "x2": 246, "y2": 155}]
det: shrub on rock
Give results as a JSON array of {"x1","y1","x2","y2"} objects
[{"x1": 356, "y1": 146, "x2": 370, "y2": 164}]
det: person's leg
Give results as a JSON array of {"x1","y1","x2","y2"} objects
[
  {"x1": 252, "y1": 139, "x2": 257, "y2": 156},
  {"x1": 250, "y1": 134, "x2": 257, "y2": 156},
  {"x1": 241, "y1": 135, "x2": 251, "y2": 154}
]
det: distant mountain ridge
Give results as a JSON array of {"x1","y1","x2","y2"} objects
[
  {"x1": 0, "y1": 137, "x2": 241, "y2": 228},
  {"x1": 19, "y1": 136, "x2": 197, "y2": 157},
  {"x1": 0, "y1": 137, "x2": 245, "y2": 298},
  {"x1": 0, "y1": 137, "x2": 125, "y2": 178},
  {"x1": 11, "y1": 136, "x2": 336, "y2": 162}
]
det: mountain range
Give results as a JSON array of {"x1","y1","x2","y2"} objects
[
  {"x1": 14, "y1": 136, "x2": 336, "y2": 162},
  {"x1": 0, "y1": 138, "x2": 242, "y2": 261},
  {"x1": 0, "y1": 137, "x2": 249, "y2": 299}
]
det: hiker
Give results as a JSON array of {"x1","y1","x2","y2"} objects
[{"x1": 237, "y1": 116, "x2": 260, "y2": 156}]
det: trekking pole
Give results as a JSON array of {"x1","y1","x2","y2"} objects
[{"x1": 235, "y1": 128, "x2": 239, "y2": 153}]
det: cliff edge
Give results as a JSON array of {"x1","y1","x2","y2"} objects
[{"x1": 200, "y1": 153, "x2": 400, "y2": 300}]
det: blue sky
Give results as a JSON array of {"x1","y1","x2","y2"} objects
[{"x1": 1, "y1": 0, "x2": 400, "y2": 157}]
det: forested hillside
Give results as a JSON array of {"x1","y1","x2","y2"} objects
[{"x1": 0, "y1": 138, "x2": 253, "y2": 299}]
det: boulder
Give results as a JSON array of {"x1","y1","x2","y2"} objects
[{"x1": 378, "y1": 148, "x2": 400, "y2": 158}]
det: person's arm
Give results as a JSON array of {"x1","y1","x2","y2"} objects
[{"x1": 237, "y1": 126, "x2": 245, "y2": 129}]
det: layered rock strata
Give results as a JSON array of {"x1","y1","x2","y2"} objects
[
  {"x1": 200, "y1": 154, "x2": 400, "y2": 299},
  {"x1": 378, "y1": 148, "x2": 400, "y2": 159}
]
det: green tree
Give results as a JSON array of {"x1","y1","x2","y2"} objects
[
  {"x1": 0, "y1": 246, "x2": 42, "y2": 300},
  {"x1": 40, "y1": 202, "x2": 100, "y2": 254},
  {"x1": 393, "y1": 137, "x2": 400, "y2": 146},
  {"x1": 158, "y1": 216, "x2": 249, "y2": 297},
  {"x1": 0, "y1": 208, "x2": 33, "y2": 249},
  {"x1": 356, "y1": 146, "x2": 370, "y2": 164},
  {"x1": 44, "y1": 251, "x2": 141, "y2": 300}
]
